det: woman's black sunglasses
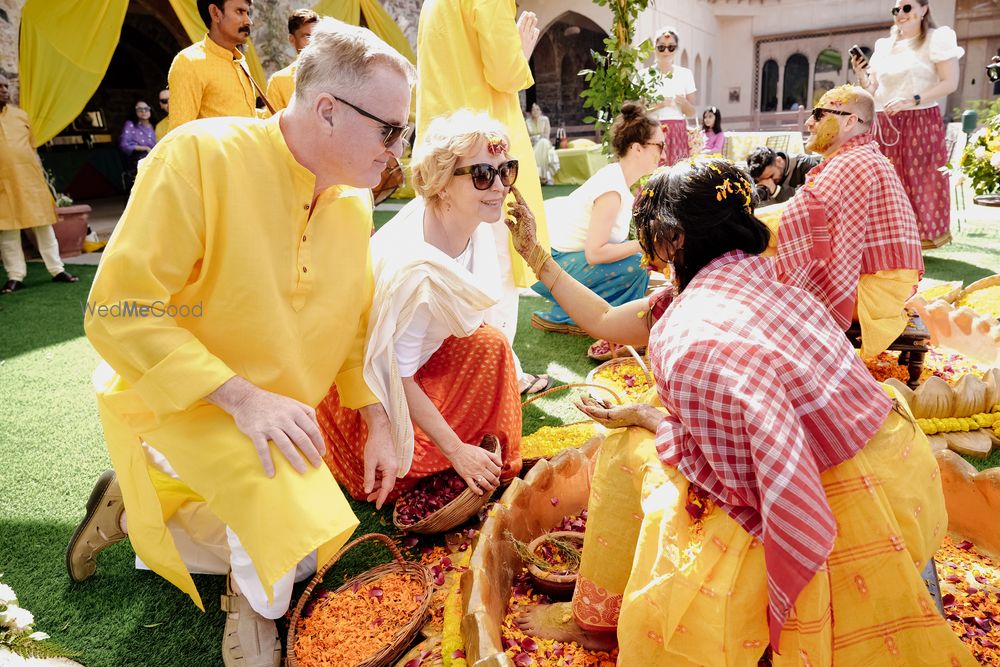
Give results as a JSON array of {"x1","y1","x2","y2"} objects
[
  {"x1": 891, "y1": 3, "x2": 913, "y2": 16},
  {"x1": 656, "y1": 44, "x2": 678, "y2": 53},
  {"x1": 453, "y1": 160, "x2": 519, "y2": 190}
]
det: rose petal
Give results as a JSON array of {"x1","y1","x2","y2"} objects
[
  {"x1": 942, "y1": 593, "x2": 956, "y2": 607},
  {"x1": 451, "y1": 649, "x2": 466, "y2": 659},
  {"x1": 513, "y1": 652, "x2": 535, "y2": 667},
  {"x1": 550, "y1": 497, "x2": 559, "y2": 506},
  {"x1": 521, "y1": 637, "x2": 538, "y2": 652}
]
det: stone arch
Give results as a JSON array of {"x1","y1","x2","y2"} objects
[
  {"x1": 782, "y1": 53, "x2": 810, "y2": 111},
  {"x1": 706, "y1": 57, "x2": 713, "y2": 105},
  {"x1": 681, "y1": 49, "x2": 689, "y2": 69},
  {"x1": 761, "y1": 58, "x2": 779, "y2": 112},
  {"x1": 529, "y1": 11, "x2": 608, "y2": 127},
  {"x1": 694, "y1": 54, "x2": 703, "y2": 106}
]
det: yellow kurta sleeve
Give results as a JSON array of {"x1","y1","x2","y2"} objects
[
  {"x1": 470, "y1": 0, "x2": 533, "y2": 93},
  {"x1": 266, "y1": 66, "x2": 295, "y2": 112},
  {"x1": 154, "y1": 116, "x2": 170, "y2": 141},
  {"x1": 166, "y1": 56, "x2": 202, "y2": 131},
  {"x1": 335, "y1": 241, "x2": 378, "y2": 410},
  {"x1": 856, "y1": 269, "x2": 920, "y2": 359},
  {"x1": 84, "y1": 152, "x2": 236, "y2": 421}
]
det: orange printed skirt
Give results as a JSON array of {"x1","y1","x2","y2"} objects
[
  {"x1": 317, "y1": 325, "x2": 522, "y2": 503},
  {"x1": 573, "y1": 387, "x2": 976, "y2": 666}
]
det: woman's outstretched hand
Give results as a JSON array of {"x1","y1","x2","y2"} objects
[
  {"x1": 576, "y1": 395, "x2": 663, "y2": 433},
  {"x1": 505, "y1": 186, "x2": 539, "y2": 259}
]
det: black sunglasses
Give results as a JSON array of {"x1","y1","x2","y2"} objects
[
  {"x1": 891, "y1": 3, "x2": 913, "y2": 16},
  {"x1": 810, "y1": 107, "x2": 868, "y2": 124},
  {"x1": 332, "y1": 95, "x2": 412, "y2": 147},
  {"x1": 453, "y1": 160, "x2": 519, "y2": 190},
  {"x1": 656, "y1": 44, "x2": 678, "y2": 53}
]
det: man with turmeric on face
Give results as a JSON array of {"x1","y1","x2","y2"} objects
[{"x1": 775, "y1": 85, "x2": 923, "y2": 358}]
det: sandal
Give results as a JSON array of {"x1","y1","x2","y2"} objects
[
  {"x1": 51, "y1": 271, "x2": 79, "y2": 283},
  {"x1": 1, "y1": 279, "x2": 24, "y2": 294},
  {"x1": 520, "y1": 373, "x2": 553, "y2": 396}
]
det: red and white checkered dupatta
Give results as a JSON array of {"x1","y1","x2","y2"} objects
[
  {"x1": 648, "y1": 251, "x2": 893, "y2": 649},
  {"x1": 775, "y1": 136, "x2": 923, "y2": 330}
]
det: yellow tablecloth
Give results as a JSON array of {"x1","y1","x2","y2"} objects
[
  {"x1": 553, "y1": 144, "x2": 610, "y2": 185},
  {"x1": 725, "y1": 131, "x2": 804, "y2": 162}
]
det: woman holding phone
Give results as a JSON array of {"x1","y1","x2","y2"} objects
[{"x1": 853, "y1": 0, "x2": 963, "y2": 248}]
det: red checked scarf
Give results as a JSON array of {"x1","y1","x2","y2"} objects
[
  {"x1": 648, "y1": 250, "x2": 892, "y2": 649},
  {"x1": 775, "y1": 135, "x2": 923, "y2": 329}
]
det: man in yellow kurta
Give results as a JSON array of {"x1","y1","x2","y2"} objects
[
  {"x1": 416, "y1": 0, "x2": 552, "y2": 394},
  {"x1": 0, "y1": 74, "x2": 78, "y2": 294},
  {"x1": 168, "y1": 0, "x2": 263, "y2": 130},
  {"x1": 65, "y1": 20, "x2": 414, "y2": 667},
  {"x1": 266, "y1": 8, "x2": 319, "y2": 111},
  {"x1": 154, "y1": 88, "x2": 170, "y2": 141}
]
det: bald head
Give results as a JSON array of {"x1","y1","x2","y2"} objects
[
  {"x1": 819, "y1": 84, "x2": 874, "y2": 126},
  {"x1": 806, "y1": 84, "x2": 874, "y2": 156}
]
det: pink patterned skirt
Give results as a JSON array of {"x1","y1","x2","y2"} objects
[
  {"x1": 874, "y1": 106, "x2": 951, "y2": 248},
  {"x1": 658, "y1": 119, "x2": 690, "y2": 167}
]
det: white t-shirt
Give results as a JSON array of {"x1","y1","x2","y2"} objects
[
  {"x1": 869, "y1": 27, "x2": 964, "y2": 111},
  {"x1": 649, "y1": 65, "x2": 696, "y2": 121},
  {"x1": 546, "y1": 163, "x2": 634, "y2": 253}
]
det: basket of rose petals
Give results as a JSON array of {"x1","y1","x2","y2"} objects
[
  {"x1": 392, "y1": 434, "x2": 500, "y2": 534},
  {"x1": 287, "y1": 533, "x2": 432, "y2": 667}
]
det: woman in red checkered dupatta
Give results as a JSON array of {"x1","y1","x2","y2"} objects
[{"x1": 502, "y1": 160, "x2": 975, "y2": 666}]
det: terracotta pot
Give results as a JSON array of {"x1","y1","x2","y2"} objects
[
  {"x1": 526, "y1": 530, "x2": 583, "y2": 599},
  {"x1": 54, "y1": 204, "x2": 91, "y2": 258}
]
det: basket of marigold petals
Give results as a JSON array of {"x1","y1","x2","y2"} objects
[
  {"x1": 392, "y1": 435, "x2": 500, "y2": 534},
  {"x1": 287, "y1": 533, "x2": 432, "y2": 667},
  {"x1": 957, "y1": 274, "x2": 1000, "y2": 322},
  {"x1": 518, "y1": 423, "x2": 599, "y2": 475},
  {"x1": 586, "y1": 356, "x2": 654, "y2": 403}
]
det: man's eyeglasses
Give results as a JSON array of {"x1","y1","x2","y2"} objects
[
  {"x1": 333, "y1": 95, "x2": 411, "y2": 147},
  {"x1": 891, "y1": 3, "x2": 913, "y2": 16},
  {"x1": 645, "y1": 141, "x2": 665, "y2": 150},
  {"x1": 810, "y1": 107, "x2": 869, "y2": 124},
  {"x1": 453, "y1": 160, "x2": 519, "y2": 191},
  {"x1": 656, "y1": 44, "x2": 678, "y2": 53}
]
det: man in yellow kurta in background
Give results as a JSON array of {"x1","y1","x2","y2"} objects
[
  {"x1": 266, "y1": 8, "x2": 319, "y2": 111},
  {"x1": 168, "y1": 0, "x2": 264, "y2": 130},
  {"x1": 417, "y1": 0, "x2": 552, "y2": 395},
  {"x1": 65, "y1": 20, "x2": 413, "y2": 667},
  {"x1": 0, "y1": 74, "x2": 78, "y2": 294},
  {"x1": 154, "y1": 88, "x2": 171, "y2": 141}
]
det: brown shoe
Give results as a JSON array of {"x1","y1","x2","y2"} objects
[
  {"x1": 221, "y1": 575, "x2": 281, "y2": 667},
  {"x1": 65, "y1": 470, "x2": 127, "y2": 582}
]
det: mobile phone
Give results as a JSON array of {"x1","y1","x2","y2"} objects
[{"x1": 849, "y1": 45, "x2": 869, "y2": 69}]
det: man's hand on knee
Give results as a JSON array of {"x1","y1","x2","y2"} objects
[{"x1": 207, "y1": 376, "x2": 326, "y2": 477}]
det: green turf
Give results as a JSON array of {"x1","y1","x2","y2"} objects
[{"x1": 0, "y1": 195, "x2": 997, "y2": 665}]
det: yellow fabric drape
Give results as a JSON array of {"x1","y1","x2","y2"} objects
[
  {"x1": 166, "y1": 0, "x2": 267, "y2": 89},
  {"x1": 18, "y1": 0, "x2": 128, "y2": 147},
  {"x1": 313, "y1": 0, "x2": 416, "y2": 64}
]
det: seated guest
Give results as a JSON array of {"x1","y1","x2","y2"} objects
[
  {"x1": 531, "y1": 103, "x2": 661, "y2": 332},
  {"x1": 527, "y1": 103, "x2": 559, "y2": 185},
  {"x1": 501, "y1": 163, "x2": 975, "y2": 666},
  {"x1": 119, "y1": 100, "x2": 157, "y2": 188},
  {"x1": 776, "y1": 85, "x2": 923, "y2": 358},
  {"x1": 746, "y1": 145, "x2": 822, "y2": 205},
  {"x1": 700, "y1": 106, "x2": 724, "y2": 154},
  {"x1": 318, "y1": 111, "x2": 522, "y2": 502}
]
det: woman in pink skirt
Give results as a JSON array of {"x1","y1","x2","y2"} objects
[
  {"x1": 646, "y1": 27, "x2": 696, "y2": 167},
  {"x1": 855, "y1": 0, "x2": 963, "y2": 248}
]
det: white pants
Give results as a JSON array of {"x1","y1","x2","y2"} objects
[
  {"x1": 486, "y1": 221, "x2": 525, "y2": 379},
  {"x1": 0, "y1": 226, "x2": 64, "y2": 281},
  {"x1": 139, "y1": 444, "x2": 316, "y2": 620}
]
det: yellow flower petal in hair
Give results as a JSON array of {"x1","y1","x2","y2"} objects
[{"x1": 485, "y1": 134, "x2": 508, "y2": 155}]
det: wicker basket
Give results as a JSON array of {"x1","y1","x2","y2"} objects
[
  {"x1": 957, "y1": 274, "x2": 1000, "y2": 320},
  {"x1": 917, "y1": 279, "x2": 963, "y2": 305},
  {"x1": 519, "y1": 382, "x2": 622, "y2": 474},
  {"x1": 392, "y1": 434, "x2": 500, "y2": 534},
  {"x1": 286, "y1": 533, "x2": 432, "y2": 667},
  {"x1": 586, "y1": 354, "x2": 654, "y2": 404},
  {"x1": 393, "y1": 636, "x2": 443, "y2": 667}
]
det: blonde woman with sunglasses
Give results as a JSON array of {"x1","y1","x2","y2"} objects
[
  {"x1": 317, "y1": 110, "x2": 523, "y2": 507},
  {"x1": 853, "y1": 0, "x2": 963, "y2": 248},
  {"x1": 646, "y1": 26, "x2": 696, "y2": 166}
]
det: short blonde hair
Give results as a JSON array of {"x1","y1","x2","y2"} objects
[
  {"x1": 410, "y1": 110, "x2": 510, "y2": 201},
  {"x1": 296, "y1": 17, "x2": 415, "y2": 103}
]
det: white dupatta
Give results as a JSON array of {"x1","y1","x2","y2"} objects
[{"x1": 364, "y1": 198, "x2": 502, "y2": 477}]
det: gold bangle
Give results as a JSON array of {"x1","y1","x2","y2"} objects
[{"x1": 527, "y1": 244, "x2": 550, "y2": 276}]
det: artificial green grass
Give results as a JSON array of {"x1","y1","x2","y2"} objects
[{"x1": 1, "y1": 196, "x2": 997, "y2": 665}]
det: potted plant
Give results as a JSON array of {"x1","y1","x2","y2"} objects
[
  {"x1": 959, "y1": 114, "x2": 1000, "y2": 206},
  {"x1": 45, "y1": 170, "x2": 90, "y2": 257}
]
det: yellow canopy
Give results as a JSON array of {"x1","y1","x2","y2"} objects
[
  {"x1": 18, "y1": 0, "x2": 128, "y2": 147},
  {"x1": 313, "y1": 0, "x2": 416, "y2": 64}
]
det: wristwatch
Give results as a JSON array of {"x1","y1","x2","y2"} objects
[{"x1": 913, "y1": 94, "x2": 922, "y2": 105}]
